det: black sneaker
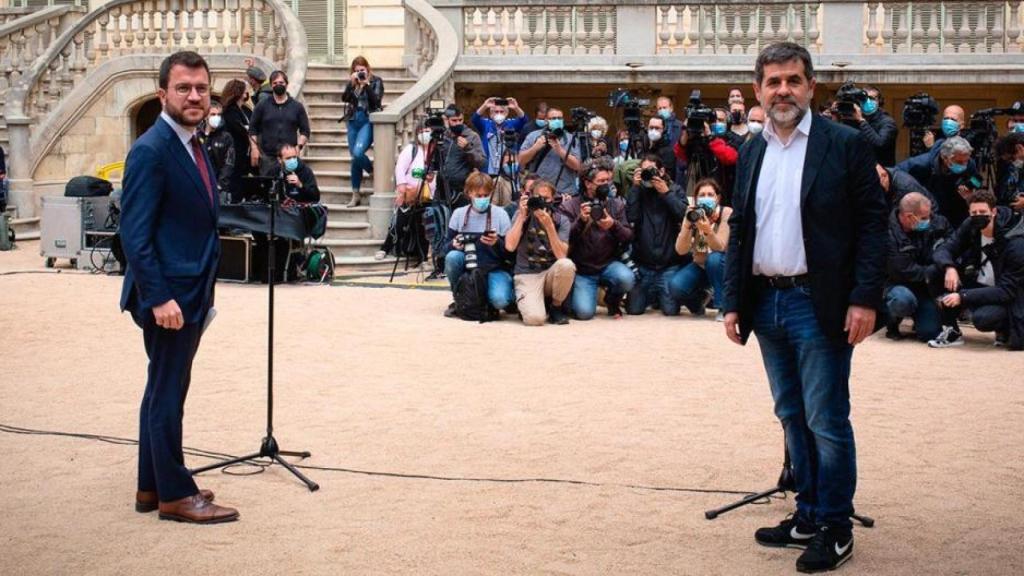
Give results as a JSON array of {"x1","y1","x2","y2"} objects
[
  {"x1": 927, "y1": 325, "x2": 963, "y2": 348},
  {"x1": 443, "y1": 302, "x2": 458, "y2": 318},
  {"x1": 755, "y1": 514, "x2": 817, "y2": 549},
  {"x1": 548, "y1": 304, "x2": 569, "y2": 325},
  {"x1": 796, "y1": 526, "x2": 853, "y2": 573},
  {"x1": 884, "y1": 319, "x2": 904, "y2": 341}
]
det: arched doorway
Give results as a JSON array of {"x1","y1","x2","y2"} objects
[{"x1": 133, "y1": 98, "x2": 162, "y2": 142}]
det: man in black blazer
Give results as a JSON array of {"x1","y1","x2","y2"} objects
[
  {"x1": 120, "y1": 51, "x2": 239, "y2": 524},
  {"x1": 722, "y1": 43, "x2": 887, "y2": 573}
]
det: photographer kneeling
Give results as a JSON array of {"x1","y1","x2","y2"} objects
[
  {"x1": 670, "y1": 178, "x2": 731, "y2": 320},
  {"x1": 506, "y1": 180, "x2": 576, "y2": 325},
  {"x1": 443, "y1": 172, "x2": 514, "y2": 318},
  {"x1": 929, "y1": 190, "x2": 1024, "y2": 349},
  {"x1": 562, "y1": 158, "x2": 635, "y2": 319},
  {"x1": 625, "y1": 154, "x2": 689, "y2": 316}
]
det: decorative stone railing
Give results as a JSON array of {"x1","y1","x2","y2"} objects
[
  {"x1": 368, "y1": 0, "x2": 457, "y2": 238},
  {"x1": 2, "y1": 0, "x2": 307, "y2": 218},
  {"x1": 864, "y1": 1, "x2": 1024, "y2": 53},
  {"x1": 656, "y1": 3, "x2": 822, "y2": 54},
  {"x1": 462, "y1": 5, "x2": 616, "y2": 55},
  {"x1": 1, "y1": 7, "x2": 34, "y2": 27},
  {"x1": 0, "y1": 5, "x2": 85, "y2": 93}
]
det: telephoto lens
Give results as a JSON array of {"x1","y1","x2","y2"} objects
[{"x1": 463, "y1": 238, "x2": 478, "y2": 271}]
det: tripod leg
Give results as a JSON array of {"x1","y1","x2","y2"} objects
[
  {"x1": 852, "y1": 513, "x2": 875, "y2": 528},
  {"x1": 705, "y1": 485, "x2": 784, "y2": 520},
  {"x1": 272, "y1": 454, "x2": 320, "y2": 492},
  {"x1": 278, "y1": 450, "x2": 312, "y2": 459},
  {"x1": 190, "y1": 451, "x2": 265, "y2": 475}
]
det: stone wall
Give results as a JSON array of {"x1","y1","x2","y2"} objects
[{"x1": 345, "y1": 0, "x2": 405, "y2": 67}]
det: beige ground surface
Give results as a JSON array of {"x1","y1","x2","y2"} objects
[{"x1": 1, "y1": 240, "x2": 1022, "y2": 576}]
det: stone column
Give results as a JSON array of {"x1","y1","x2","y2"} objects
[
  {"x1": 5, "y1": 117, "x2": 36, "y2": 218},
  {"x1": 821, "y1": 2, "x2": 865, "y2": 57},
  {"x1": 368, "y1": 121, "x2": 397, "y2": 240},
  {"x1": 616, "y1": 5, "x2": 656, "y2": 56}
]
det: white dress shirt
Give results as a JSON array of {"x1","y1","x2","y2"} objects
[
  {"x1": 752, "y1": 110, "x2": 813, "y2": 277},
  {"x1": 161, "y1": 110, "x2": 198, "y2": 163}
]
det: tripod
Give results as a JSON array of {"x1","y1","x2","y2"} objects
[
  {"x1": 704, "y1": 438, "x2": 874, "y2": 528},
  {"x1": 191, "y1": 174, "x2": 319, "y2": 492},
  {"x1": 389, "y1": 140, "x2": 437, "y2": 283}
]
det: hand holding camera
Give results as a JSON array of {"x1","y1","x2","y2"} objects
[
  {"x1": 479, "y1": 229, "x2": 498, "y2": 247},
  {"x1": 285, "y1": 173, "x2": 300, "y2": 187}
]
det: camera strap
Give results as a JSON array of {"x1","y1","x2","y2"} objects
[{"x1": 461, "y1": 204, "x2": 492, "y2": 232}]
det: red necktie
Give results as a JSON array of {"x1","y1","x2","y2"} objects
[{"x1": 190, "y1": 135, "x2": 214, "y2": 205}]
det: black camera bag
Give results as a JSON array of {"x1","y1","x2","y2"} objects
[{"x1": 65, "y1": 175, "x2": 113, "y2": 197}]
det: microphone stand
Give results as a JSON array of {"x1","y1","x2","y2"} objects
[{"x1": 191, "y1": 172, "x2": 319, "y2": 491}]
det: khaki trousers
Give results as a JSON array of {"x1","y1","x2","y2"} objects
[{"x1": 513, "y1": 258, "x2": 576, "y2": 326}]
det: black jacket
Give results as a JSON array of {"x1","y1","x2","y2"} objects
[
  {"x1": 626, "y1": 181, "x2": 688, "y2": 269},
  {"x1": 886, "y1": 208, "x2": 951, "y2": 288},
  {"x1": 858, "y1": 110, "x2": 898, "y2": 166},
  {"x1": 896, "y1": 148, "x2": 980, "y2": 228},
  {"x1": 885, "y1": 167, "x2": 936, "y2": 209},
  {"x1": 203, "y1": 128, "x2": 235, "y2": 193},
  {"x1": 222, "y1": 103, "x2": 251, "y2": 169},
  {"x1": 647, "y1": 138, "x2": 678, "y2": 184},
  {"x1": 723, "y1": 114, "x2": 889, "y2": 343},
  {"x1": 438, "y1": 128, "x2": 486, "y2": 200},
  {"x1": 933, "y1": 207, "x2": 1024, "y2": 349},
  {"x1": 283, "y1": 162, "x2": 320, "y2": 204},
  {"x1": 341, "y1": 76, "x2": 385, "y2": 120}
]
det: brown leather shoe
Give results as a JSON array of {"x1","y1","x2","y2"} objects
[
  {"x1": 136, "y1": 489, "x2": 215, "y2": 513},
  {"x1": 158, "y1": 494, "x2": 239, "y2": 524}
]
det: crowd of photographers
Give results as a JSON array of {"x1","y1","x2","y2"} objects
[{"x1": 377, "y1": 86, "x2": 1024, "y2": 349}]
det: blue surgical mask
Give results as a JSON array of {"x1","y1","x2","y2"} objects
[
  {"x1": 658, "y1": 109, "x2": 672, "y2": 120},
  {"x1": 913, "y1": 219, "x2": 931, "y2": 232},
  {"x1": 507, "y1": 162, "x2": 519, "y2": 174},
  {"x1": 284, "y1": 158, "x2": 299, "y2": 172},
  {"x1": 697, "y1": 197, "x2": 718, "y2": 211},
  {"x1": 941, "y1": 118, "x2": 960, "y2": 137},
  {"x1": 1013, "y1": 123, "x2": 1024, "y2": 134},
  {"x1": 619, "y1": 140, "x2": 629, "y2": 153},
  {"x1": 535, "y1": 119, "x2": 548, "y2": 128},
  {"x1": 472, "y1": 197, "x2": 491, "y2": 212},
  {"x1": 862, "y1": 98, "x2": 878, "y2": 115},
  {"x1": 712, "y1": 122, "x2": 727, "y2": 136},
  {"x1": 547, "y1": 118, "x2": 564, "y2": 131},
  {"x1": 949, "y1": 162, "x2": 968, "y2": 174}
]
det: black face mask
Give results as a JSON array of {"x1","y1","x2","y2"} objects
[
  {"x1": 594, "y1": 184, "x2": 611, "y2": 201},
  {"x1": 272, "y1": 84, "x2": 287, "y2": 96},
  {"x1": 970, "y1": 214, "x2": 992, "y2": 231},
  {"x1": 450, "y1": 124, "x2": 464, "y2": 136}
]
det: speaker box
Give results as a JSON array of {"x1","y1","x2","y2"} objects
[{"x1": 217, "y1": 236, "x2": 252, "y2": 282}]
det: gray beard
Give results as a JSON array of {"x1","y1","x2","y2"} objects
[{"x1": 768, "y1": 103, "x2": 806, "y2": 130}]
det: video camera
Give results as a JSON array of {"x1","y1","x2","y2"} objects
[
  {"x1": 570, "y1": 106, "x2": 595, "y2": 130},
  {"x1": 424, "y1": 99, "x2": 448, "y2": 140},
  {"x1": 902, "y1": 92, "x2": 939, "y2": 128},
  {"x1": 609, "y1": 88, "x2": 650, "y2": 133},
  {"x1": 685, "y1": 89, "x2": 715, "y2": 136},
  {"x1": 834, "y1": 82, "x2": 869, "y2": 123},
  {"x1": 965, "y1": 101, "x2": 1023, "y2": 178}
]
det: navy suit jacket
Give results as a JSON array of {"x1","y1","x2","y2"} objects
[
  {"x1": 722, "y1": 114, "x2": 888, "y2": 343},
  {"x1": 120, "y1": 116, "x2": 221, "y2": 324}
]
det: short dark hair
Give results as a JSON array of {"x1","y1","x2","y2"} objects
[
  {"x1": 269, "y1": 70, "x2": 288, "y2": 84},
  {"x1": 968, "y1": 189, "x2": 997, "y2": 208},
  {"x1": 159, "y1": 51, "x2": 210, "y2": 90},
  {"x1": 693, "y1": 178, "x2": 723, "y2": 198},
  {"x1": 995, "y1": 132, "x2": 1024, "y2": 158},
  {"x1": 444, "y1": 104, "x2": 462, "y2": 117},
  {"x1": 864, "y1": 85, "x2": 884, "y2": 104},
  {"x1": 754, "y1": 42, "x2": 814, "y2": 85},
  {"x1": 641, "y1": 153, "x2": 663, "y2": 169},
  {"x1": 648, "y1": 115, "x2": 665, "y2": 129}
]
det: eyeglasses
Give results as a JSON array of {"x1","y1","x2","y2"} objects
[{"x1": 173, "y1": 84, "x2": 210, "y2": 96}]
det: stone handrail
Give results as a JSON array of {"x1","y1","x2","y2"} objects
[
  {"x1": 5, "y1": 0, "x2": 306, "y2": 125},
  {"x1": 369, "y1": 0, "x2": 457, "y2": 202},
  {"x1": 0, "y1": 5, "x2": 85, "y2": 93},
  {"x1": 864, "y1": 1, "x2": 1024, "y2": 54},
  {"x1": 0, "y1": 8, "x2": 34, "y2": 27}
]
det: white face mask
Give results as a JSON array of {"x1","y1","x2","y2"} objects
[
  {"x1": 492, "y1": 113, "x2": 507, "y2": 125},
  {"x1": 208, "y1": 115, "x2": 223, "y2": 129},
  {"x1": 590, "y1": 130, "x2": 603, "y2": 140},
  {"x1": 417, "y1": 131, "x2": 432, "y2": 145},
  {"x1": 747, "y1": 121, "x2": 764, "y2": 135},
  {"x1": 647, "y1": 129, "x2": 662, "y2": 142}
]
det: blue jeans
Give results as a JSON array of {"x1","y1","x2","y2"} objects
[
  {"x1": 885, "y1": 284, "x2": 942, "y2": 341},
  {"x1": 444, "y1": 250, "x2": 514, "y2": 310},
  {"x1": 626, "y1": 265, "x2": 682, "y2": 316},
  {"x1": 570, "y1": 261, "x2": 636, "y2": 320},
  {"x1": 667, "y1": 252, "x2": 726, "y2": 312},
  {"x1": 752, "y1": 286, "x2": 856, "y2": 530},
  {"x1": 347, "y1": 110, "x2": 374, "y2": 192}
]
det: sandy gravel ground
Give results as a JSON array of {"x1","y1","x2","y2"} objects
[{"x1": 1, "y1": 241, "x2": 1022, "y2": 575}]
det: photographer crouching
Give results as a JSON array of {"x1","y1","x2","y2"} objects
[
  {"x1": 670, "y1": 178, "x2": 731, "y2": 320},
  {"x1": 505, "y1": 180, "x2": 576, "y2": 325},
  {"x1": 625, "y1": 154, "x2": 690, "y2": 316},
  {"x1": 561, "y1": 158, "x2": 635, "y2": 319},
  {"x1": 443, "y1": 172, "x2": 514, "y2": 319}
]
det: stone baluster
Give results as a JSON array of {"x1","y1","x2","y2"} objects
[
  {"x1": 123, "y1": 10, "x2": 136, "y2": 52},
  {"x1": 560, "y1": 7, "x2": 573, "y2": 55},
  {"x1": 464, "y1": 8, "x2": 478, "y2": 55},
  {"x1": 791, "y1": 5, "x2": 805, "y2": 49},
  {"x1": 882, "y1": 3, "x2": 896, "y2": 53},
  {"x1": 699, "y1": 6, "x2": 713, "y2": 53},
  {"x1": 657, "y1": 6, "x2": 670, "y2": 54},
  {"x1": 1009, "y1": 2, "x2": 1022, "y2": 53},
  {"x1": 925, "y1": 4, "x2": 940, "y2": 53},
  {"x1": 865, "y1": 2, "x2": 880, "y2": 53},
  {"x1": 990, "y1": 3, "x2": 1004, "y2": 53},
  {"x1": 685, "y1": 5, "x2": 699, "y2": 55},
  {"x1": 196, "y1": 0, "x2": 210, "y2": 49},
  {"x1": 239, "y1": 0, "x2": 252, "y2": 49},
  {"x1": 577, "y1": 8, "x2": 590, "y2": 55},
  {"x1": 135, "y1": 3, "x2": 148, "y2": 50},
  {"x1": 669, "y1": 6, "x2": 684, "y2": 54},
  {"x1": 508, "y1": 8, "x2": 521, "y2": 54},
  {"x1": 109, "y1": 6, "x2": 124, "y2": 54}
]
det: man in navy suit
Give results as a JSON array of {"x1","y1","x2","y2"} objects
[
  {"x1": 120, "y1": 51, "x2": 239, "y2": 523},
  {"x1": 723, "y1": 43, "x2": 887, "y2": 572}
]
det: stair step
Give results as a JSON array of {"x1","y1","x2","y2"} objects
[
  {"x1": 322, "y1": 220, "x2": 372, "y2": 240},
  {"x1": 315, "y1": 238, "x2": 382, "y2": 257},
  {"x1": 322, "y1": 204, "x2": 370, "y2": 222}
]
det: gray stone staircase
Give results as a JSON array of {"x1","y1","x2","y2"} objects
[{"x1": 301, "y1": 63, "x2": 415, "y2": 265}]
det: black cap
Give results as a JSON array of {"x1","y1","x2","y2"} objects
[{"x1": 246, "y1": 66, "x2": 267, "y2": 83}]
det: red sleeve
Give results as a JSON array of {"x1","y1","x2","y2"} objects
[
  {"x1": 674, "y1": 139, "x2": 688, "y2": 163},
  {"x1": 710, "y1": 138, "x2": 738, "y2": 167}
]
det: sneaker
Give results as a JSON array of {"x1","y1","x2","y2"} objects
[
  {"x1": 374, "y1": 250, "x2": 387, "y2": 261},
  {"x1": 754, "y1": 514, "x2": 817, "y2": 549},
  {"x1": 796, "y1": 526, "x2": 853, "y2": 573},
  {"x1": 443, "y1": 303, "x2": 458, "y2": 318},
  {"x1": 548, "y1": 304, "x2": 569, "y2": 325},
  {"x1": 994, "y1": 332, "x2": 1009, "y2": 348},
  {"x1": 927, "y1": 325, "x2": 964, "y2": 348}
]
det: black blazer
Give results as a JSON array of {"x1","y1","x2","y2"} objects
[{"x1": 722, "y1": 114, "x2": 888, "y2": 343}]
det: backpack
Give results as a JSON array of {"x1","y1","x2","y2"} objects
[{"x1": 453, "y1": 268, "x2": 497, "y2": 323}]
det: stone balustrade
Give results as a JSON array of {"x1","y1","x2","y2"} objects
[
  {"x1": 1, "y1": 8, "x2": 34, "y2": 27},
  {"x1": 656, "y1": 3, "x2": 822, "y2": 55},
  {"x1": 0, "y1": 5, "x2": 84, "y2": 93},
  {"x1": 864, "y1": 1, "x2": 1024, "y2": 53},
  {"x1": 462, "y1": 5, "x2": 616, "y2": 56}
]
